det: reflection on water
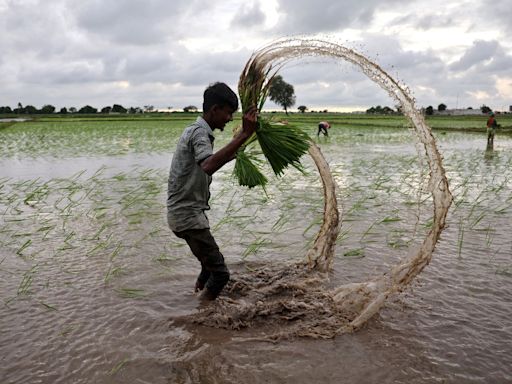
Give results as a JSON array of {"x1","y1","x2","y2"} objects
[
  {"x1": 0, "y1": 118, "x2": 31, "y2": 122},
  {"x1": 1, "y1": 129, "x2": 512, "y2": 383},
  {"x1": 484, "y1": 146, "x2": 496, "y2": 162},
  {"x1": 0, "y1": 153, "x2": 171, "y2": 180}
]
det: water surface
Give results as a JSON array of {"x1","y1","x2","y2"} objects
[{"x1": 1, "y1": 124, "x2": 511, "y2": 383}]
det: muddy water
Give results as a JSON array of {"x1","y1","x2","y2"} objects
[{"x1": 1, "y1": 127, "x2": 511, "y2": 383}]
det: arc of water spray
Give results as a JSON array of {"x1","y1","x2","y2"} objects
[{"x1": 244, "y1": 38, "x2": 453, "y2": 331}]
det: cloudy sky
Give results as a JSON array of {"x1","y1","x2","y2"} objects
[{"x1": 1, "y1": 0, "x2": 511, "y2": 112}]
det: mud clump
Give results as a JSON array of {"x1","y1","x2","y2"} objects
[{"x1": 184, "y1": 264, "x2": 360, "y2": 340}]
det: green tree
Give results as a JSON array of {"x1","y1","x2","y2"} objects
[
  {"x1": 366, "y1": 105, "x2": 394, "y2": 114},
  {"x1": 268, "y1": 75, "x2": 296, "y2": 115},
  {"x1": 59, "y1": 107, "x2": 68, "y2": 114},
  {"x1": 78, "y1": 105, "x2": 97, "y2": 114},
  {"x1": 0, "y1": 106, "x2": 13, "y2": 114},
  {"x1": 425, "y1": 106, "x2": 434, "y2": 115},
  {"x1": 24, "y1": 105, "x2": 38, "y2": 114},
  {"x1": 112, "y1": 104, "x2": 127, "y2": 113},
  {"x1": 101, "y1": 106, "x2": 112, "y2": 114},
  {"x1": 40, "y1": 105, "x2": 55, "y2": 114},
  {"x1": 480, "y1": 105, "x2": 492, "y2": 114},
  {"x1": 298, "y1": 105, "x2": 308, "y2": 113},
  {"x1": 438, "y1": 103, "x2": 447, "y2": 111},
  {"x1": 183, "y1": 105, "x2": 198, "y2": 113}
]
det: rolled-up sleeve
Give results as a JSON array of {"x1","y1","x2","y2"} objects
[{"x1": 191, "y1": 128, "x2": 213, "y2": 164}]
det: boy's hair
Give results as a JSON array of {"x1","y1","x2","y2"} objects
[{"x1": 203, "y1": 82, "x2": 239, "y2": 112}]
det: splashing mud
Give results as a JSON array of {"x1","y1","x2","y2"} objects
[{"x1": 178, "y1": 38, "x2": 453, "y2": 339}]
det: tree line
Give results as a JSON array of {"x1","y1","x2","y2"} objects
[
  {"x1": 1, "y1": 80, "x2": 498, "y2": 117},
  {"x1": 423, "y1": 104, "x2": 493, "y2": 115},
  {"x1": 0, "y1": 76, "x2": 299, "y2": 116},
  {"x1": 1, "y1": 101, "x2": 497, "y2": 116},
  {"x1": 0, "y1": 103, "x2": 150, "y2": 115}
]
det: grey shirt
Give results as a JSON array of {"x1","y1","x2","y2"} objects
[{"x1": 167, "y1": 117, "x2": 215, "y2": 232}]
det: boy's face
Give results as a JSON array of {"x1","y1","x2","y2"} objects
[{"x1": 210, "y1": 105, "x2": 235, "y2": 131}]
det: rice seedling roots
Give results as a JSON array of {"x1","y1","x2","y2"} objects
[{"x1": 179, "y1": 263, "x2": 355, "y2": 340}]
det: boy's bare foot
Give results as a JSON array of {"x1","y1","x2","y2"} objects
[
  {"x1": 198, "y1": 289, "x2": 217, "y2": 301},
  {"x1": 194, "y1": 280, "x2": 205, "y2": 293}
]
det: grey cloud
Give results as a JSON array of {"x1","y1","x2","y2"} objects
[
  {"x1": 22, "y1": 46, "x2": 247, "y2": 90},
  {"x1": 450, "y1": 40, "x2": 499, "y2": 71},
  {"x1": 389, "y1": 13, "x2": 455, "y2": 30},
  {"x1": 478, "y1": 0, "x2": 512, "y2": 33},
  {"x1": 265, "y1": 35, "x2": 480, "y2": 110},
  {"x1": 2, "y1": 0, "x2": 511, "y2": 111},
  {"x1": 453, "y1": 41, "x2": 512, "y2": 76},
  {"x1": 6, "y1": 24, "x2": 252, "y2": 91},
  {"x1": 123, "y1": 52, "x2": 174, "y2": 77},
  {"x1": 70, "y1": 0, "x2": 208, "y2": 45},
  {"x1": 160, "y1": 48, "x2": 252, "y2": 87},
  {"x1": 260, "y1": 38, "x2": 424, "y2": 109},
  {"x1": 416, "y1": 14, "x2": 454, "y2": 30},
  {"x1": 230, "y1": 2, "x2": 266, "y2": 28},
  {"x1": 438, "y1": 41, "x2": 512, "y2": 106},
  {"x1": 340, "y1": 35, "x2": 448, "y2": 86},
  {"x1": 275, "y1": 0, "x2": 413, "y2": 33},
  {"x1": 276, "y1": 57, "x2": 361, "y2": 84},
  {"x1": 281, "y1": 76, "x2": 393, "y2": 111},
  {"x1": 1, "y1": 1, "x2": 72, "y2": 56},
  {"x1": 17, "y1": 60, "x2": 105, "y2": 85},
  {"x1": 72, "y1": 2, "x2": 167, "y2": 45},
  {"x1": 485, "y1": 53, "x2": 512, "y2": 73}
]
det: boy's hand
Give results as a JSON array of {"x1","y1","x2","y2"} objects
[
  {"x1": 200, "y1": 106, "x2": 258, "y2": 175},
  {"x1": 241, "y1": 106, "x2": 258, "y2": 138}
]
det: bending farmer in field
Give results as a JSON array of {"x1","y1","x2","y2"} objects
[
  {"x1": 167, "y1": 82, "x2": 257, "y2": 301},
  {"x1": 317, "y1": 121, "x2": 330, "y2": 137},
  {"x1": 486, "y1": 112, "x2": 499, "y2": 148}
]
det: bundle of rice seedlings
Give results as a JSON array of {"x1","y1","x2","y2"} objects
[
  {"x1": 234, "y1": 48, "x2": 311, "y2": 187},
  {"x1": 257, "y1": 119, "x2": 310, "y2": 176},
  {"x1": 233, "y1": 150, "x2": 268, "y2": 189}
]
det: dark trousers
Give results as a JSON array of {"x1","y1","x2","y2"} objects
[
  {"x1": 318, "y1": 124, "x2": 328, "y2": 136},
  {"x1": 487, "y1": 131, "x2": 495, "y2": 147},
  {"x1": 173, "y1": 228, "x2": 229, "y2": 296}
]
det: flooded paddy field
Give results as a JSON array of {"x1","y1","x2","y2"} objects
[{"x1": 1, "y1": 116, "x2": 511, "y2": 383}]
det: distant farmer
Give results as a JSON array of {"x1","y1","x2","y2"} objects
[
  {"x1": 486, "y1": 112, "x2": 499, "y2": 148},
  {"x1": 167, "y1": 82, "x2": 257, "y2": 301},
  {"x1": 318, "y1": 121, "x2": 330, "y2": 137}
]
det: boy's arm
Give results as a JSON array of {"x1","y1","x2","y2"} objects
[{"x1": 200, "y1": 107, "x2": 257, "y2": 175}]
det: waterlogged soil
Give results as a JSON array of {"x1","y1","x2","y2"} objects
[{"x1": 1, "y1": 121, "x2": 511, "y2": 383}]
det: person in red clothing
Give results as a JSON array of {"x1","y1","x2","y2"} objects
[
  {"x1": 486, "y1": 112, "x2": 499, "y2": 148},
  {"x1": 317, "y1": 121, "x2": 330, "y2": 137}
]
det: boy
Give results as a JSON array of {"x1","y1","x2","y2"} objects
[{"x1": 167, "y1": 82, "x2": 257, "y2": 300}]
